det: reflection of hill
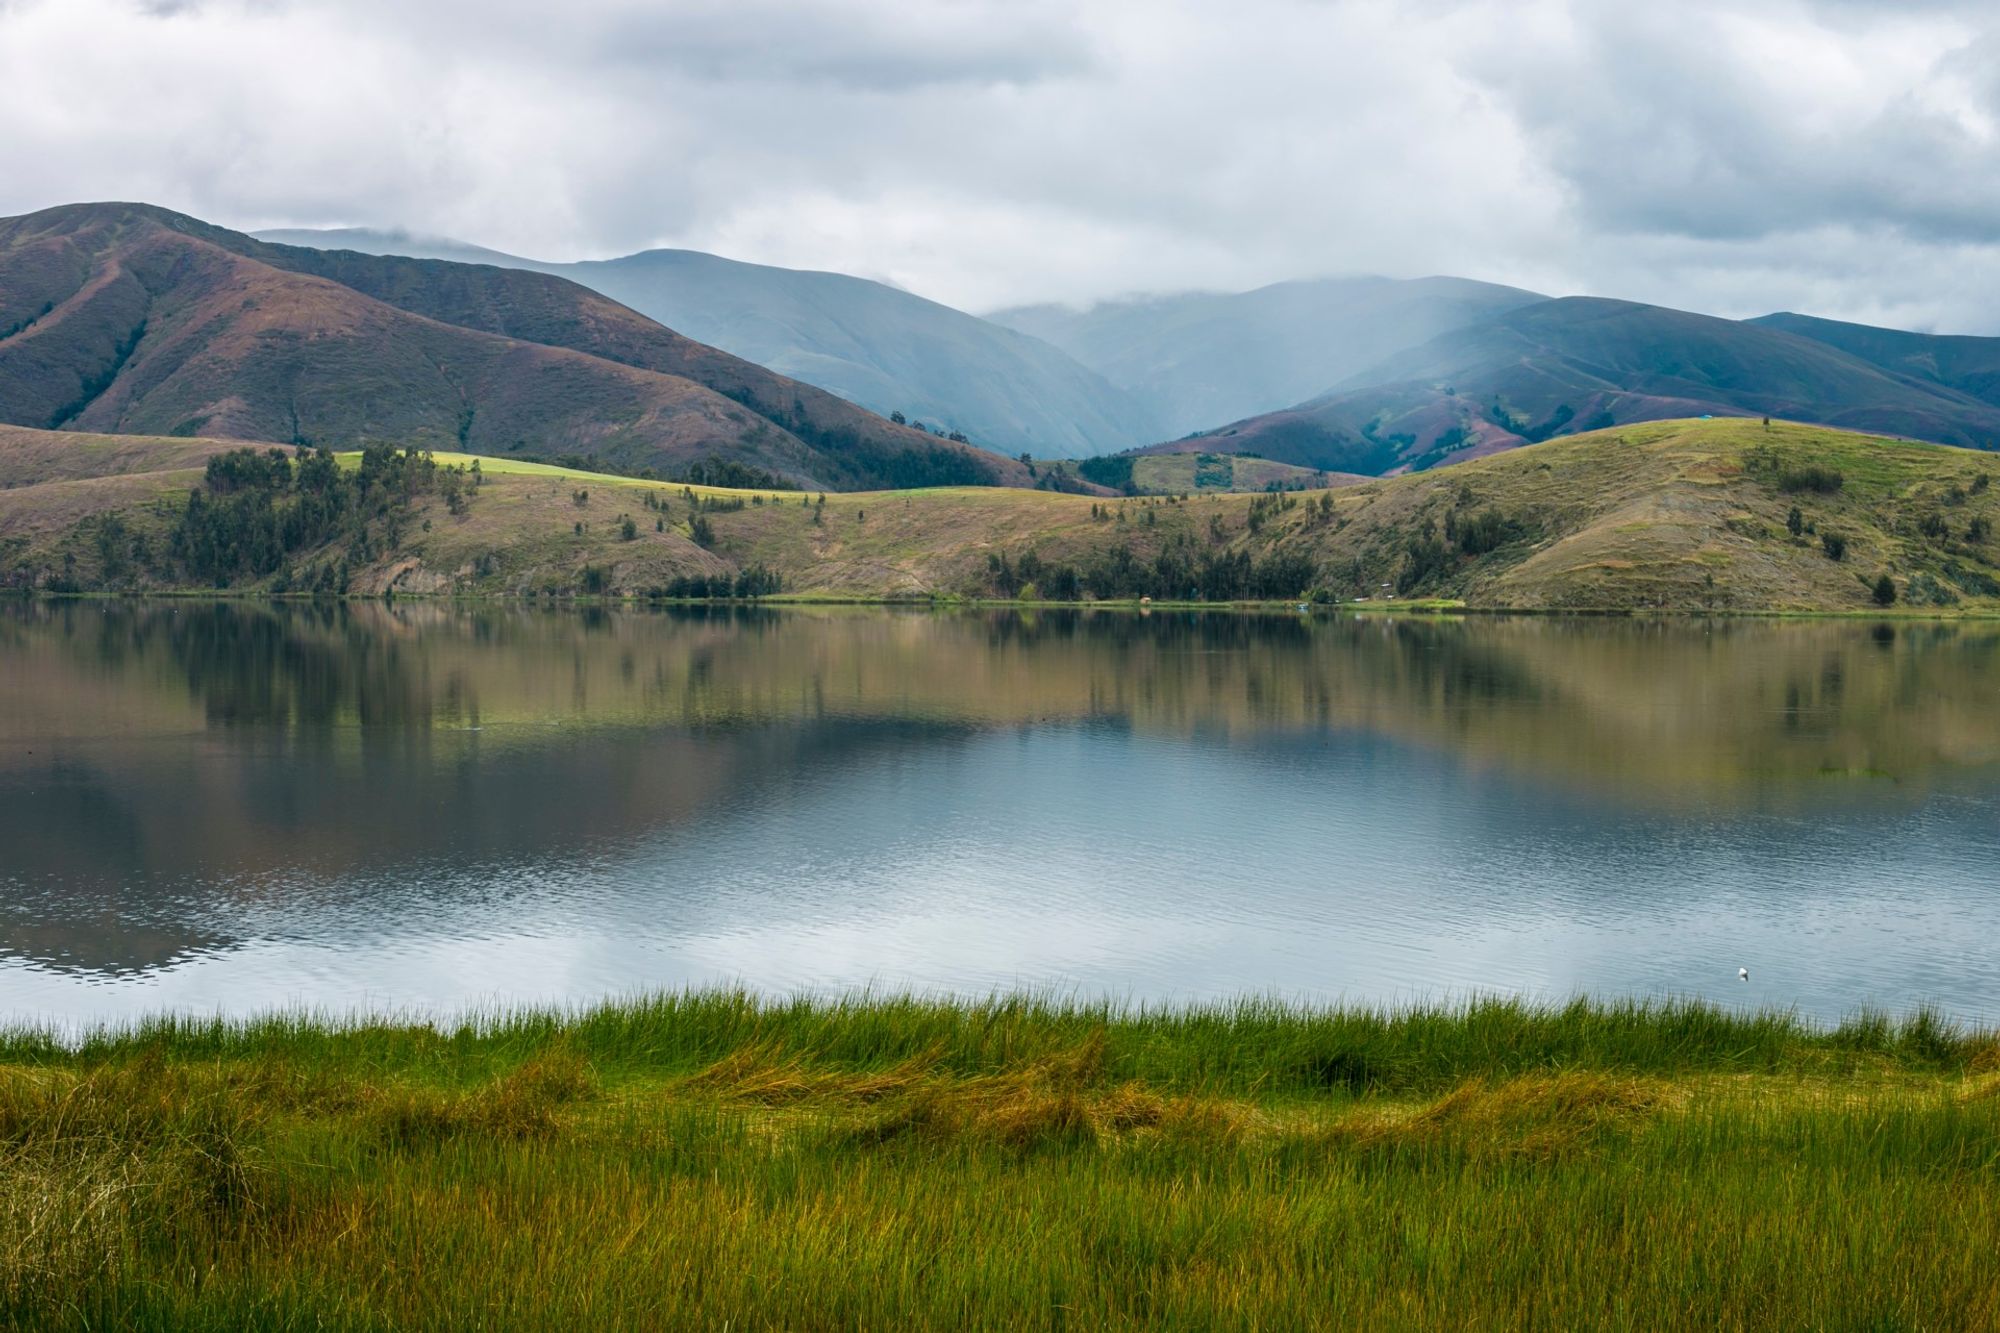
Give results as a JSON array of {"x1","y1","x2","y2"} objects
[
  {"x1": 3, "y1": 603, "x2": 1997, "y2": 979},
  {"x1": 5, "y1": 601, "x2": 1998, "y2": 801}
]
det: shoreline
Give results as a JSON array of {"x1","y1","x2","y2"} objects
[{"x1": 11, "y1": 588, "x2": 2000, "y2": 621}]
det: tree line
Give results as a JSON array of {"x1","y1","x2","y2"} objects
[
  {"x1": 986, "y1": 536, "x2": 1319, "y2": 602},
  {"x1": 170, "y1": 444, "x2": 469, "y2": 588}
]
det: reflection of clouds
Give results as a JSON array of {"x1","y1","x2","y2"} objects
[{"x1": 9, "y1": 726, "x2": 2000, "y2": 1029}]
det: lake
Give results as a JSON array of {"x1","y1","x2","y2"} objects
[{"x1": 2, "y1": 600, "x2": 1998, "y2": 1026}]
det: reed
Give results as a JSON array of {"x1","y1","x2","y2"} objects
[{"x1": 4, "y1": 992, "x2": 1996, "y2": 1328}]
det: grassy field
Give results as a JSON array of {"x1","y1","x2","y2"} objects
[
  {"x1": 1128, "y1": 451, "x2": 1348, "y2": 494},
  {"x1": 7, "y1": 417, "x2": 2000, "y2": 610},
  {"x1": 4, "y1": 993, "x2": 1999, "y2": 1329}
]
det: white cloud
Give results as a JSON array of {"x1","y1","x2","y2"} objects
[{"x1": 2, "y1": 0, "x2": 1999, "y2": 328}]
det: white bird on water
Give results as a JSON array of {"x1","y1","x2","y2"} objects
[{"x1": 1739, "y1": 967, "x2": 1750, "y2": 982}]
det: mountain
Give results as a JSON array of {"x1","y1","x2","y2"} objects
[
  {"x1": 256, "y1": 226, "x2": 1161, "y2": 458},
  {"x1": 1750, "y1": 312, "x2": 2000, "y2": 409},
  {"x1": 988, "y1": 276, "x2": 1548, "y2": 438},
  {"x1": 0, "y1": 203, "x2": 1027, "y2": 490},
  {"x1": 1165, "y1": 298, "x2": 2000, "y2": 475}
]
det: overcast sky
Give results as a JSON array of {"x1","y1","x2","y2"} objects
[{"x1": 3, "y1": 0, "x2": 1999, "y2": 328}]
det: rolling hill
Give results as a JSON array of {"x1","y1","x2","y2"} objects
[
  {"x1": 989, "y1": 276, "x2": 1548, "y2": 438},
  {"x1": 8, "y1": 417, "x2": 1996, "y2": 614},
  {"x1": 1161, "y1": 298, "x2": 2000, "y2": 475},
  {"x1": 0, "y1": 203, "x2": 1027, "y2": 491},
  {"x1": 256, "y1": 226, "x2": 1161, "y2": 458}
]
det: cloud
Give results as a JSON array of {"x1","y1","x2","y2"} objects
[{"x1": 1, "y1": 0, "x2": 1998, "y2": 329}]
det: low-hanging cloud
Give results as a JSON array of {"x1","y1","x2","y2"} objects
[{"x1": 2, "y1": 0, "x2": 1998, "y2": 330}]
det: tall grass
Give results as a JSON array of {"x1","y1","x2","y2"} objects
[{"x1": 3, "y1": 993, "x2": 1997, "y2": 1328}]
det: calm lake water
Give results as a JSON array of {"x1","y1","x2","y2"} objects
[{"x1": 2, "y1": 600, "x2": 1998, "y2": 1026}]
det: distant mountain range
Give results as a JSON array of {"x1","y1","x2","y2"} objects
[
  {"x1": 989, "y1": 276, "x2": 1548, "y2": 440},
  {"x1": 1157, "y1": 298, "x2": 2000, "y2": 475},
  {"x1": 253, "y1": 222, "x2": 2000, "y2": 475},
  {"x1": 0, "y1": 204, "x2": 1027, "y2": 490},
  {"x1": 10, "y1": 201, "x2": 2000, "y2": 493},
  {"x1": 256, "y1": 227, "x2": 1162, "y2": 459}
]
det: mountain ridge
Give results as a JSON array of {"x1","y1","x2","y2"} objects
[
  {"x1": 256, "y1": 225, "x2": 1163, "y2": 457},
  {"x1": 1147, "y1": 297, "x2": 2000, "y2": 475}
]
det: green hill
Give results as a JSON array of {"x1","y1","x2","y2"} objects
[
  {"x1": 0, "y1": 203, "x2": 1026, "y2": 492},
  {"x1": 4, "y1": 418, "x2": 1996, "y2": 613}
]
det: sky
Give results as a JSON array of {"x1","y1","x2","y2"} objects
[{"x1": 3, "y1": 0, "x2": 1999, "y2": 328}]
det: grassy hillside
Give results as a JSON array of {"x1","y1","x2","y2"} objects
[
  {"x1": 1123, "y1": 452, "x2": 1349, "y2": 495},
  {"x1": 3, "y1": 993, "x2": 1998, "y2": 1328},
  {"x1": 1191, "y1": 298, "x2": 2000, "y2": 473},
  {"x1": 5, "y1": 418, "x2": 1999, "y2": 612},
  {"x1": 0, "y1": 204, "x2": 1024, "y2": 492}
]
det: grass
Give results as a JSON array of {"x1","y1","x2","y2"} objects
[
  {"x1": 1129, "y1": 451, "x2": 1343, "y2": 494},
  {"x1": 4, "y1": 992, "x2": 1999, "y2": 1328}
]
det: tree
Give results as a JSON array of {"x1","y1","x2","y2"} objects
[
  {"x1": 1821, "y1": 531, "x2": 1847, "y2": 561},
  {"x1": 1872, "y1": 573, "x2": 1897, "y2": 606},
  {"x1": 1786, "y1": 506, "x2": 1804, "y2": 538},
  {"x1": 619, "y1": 515, "x2": 638, "y2": 541},
  {"x1": 889, "y1": 410, "x2": 906, "y2": 425}
]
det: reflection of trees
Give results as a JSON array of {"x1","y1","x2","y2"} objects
[
  {"x1": 3, "y1": 602, "x2": 1999, "y2": 979},
  {"x1": 8, "y1": 600, "x2": 2000, "y2": 806}
]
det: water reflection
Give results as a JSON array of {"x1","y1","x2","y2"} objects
[{"x1": 1, "y1": 601, "x2": 1996, "y2": 1021}]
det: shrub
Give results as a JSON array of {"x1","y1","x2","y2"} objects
[
  {"x1": 1454, "y1": 507, "x2": 1521, "y2": 556},
  {"x1": 1872, "y1": 573, "x2": 1897, "y2": 606},
  {"x1": 1778, "y1": 464, "x2": 1844, "y2": 494},
  {"x1": 1821, "y1": 531, "x2": 1848, "y2": 562},
  {"x1": 1075, "y1": 455, "x2": 1136, "y2": 492}
]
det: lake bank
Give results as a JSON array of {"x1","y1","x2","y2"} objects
[{"x1": 6, "y1": 992, "x2": 1997, "y2": 1328}]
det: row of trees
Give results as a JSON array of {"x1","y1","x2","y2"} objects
[
  {"x1": 986, "y1": 538, "x2": 1320, "y2": 602},
  {"x1": 645, "y1": 567, "x2": 784, "y2": 599}
]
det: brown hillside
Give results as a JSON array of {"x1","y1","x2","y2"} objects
[{"x1": 0, "y1": 204, "x2": 1025, "y2": 491}]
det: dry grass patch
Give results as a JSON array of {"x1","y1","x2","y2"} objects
[{"x1": 1328, "y1": 1071, "x2": 1669, "y2": 1159}]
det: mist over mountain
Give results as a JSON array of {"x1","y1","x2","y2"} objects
[
  {"x1": 989, "y1": 277, "x2": 1547, "y2": 440},
  {"x1": 258, "y1": 227, "x2": 1162, "y2": 458}
]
